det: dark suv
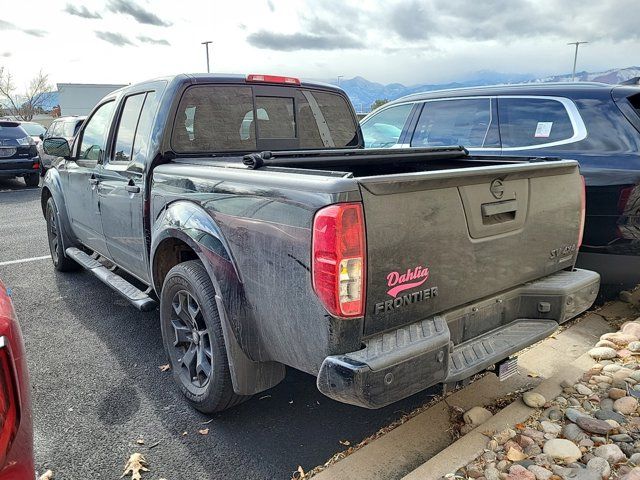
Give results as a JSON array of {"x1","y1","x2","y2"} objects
[
  {"x1": 0, "y1": 121, "x2": 40, "y2": 187},
  {"x1": 361, "y1": 82, "x2": 640, "y2": 289}
]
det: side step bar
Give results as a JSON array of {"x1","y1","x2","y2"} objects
[
  {"x1": 66, "y1": 247, "x2": 157, "y2": 312},
  {"x1": 445, "y1": 318, "x2": 558, "y2": 383}
]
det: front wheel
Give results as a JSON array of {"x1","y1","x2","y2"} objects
[
  {"x1": 160, "y1": 260, "x2": 249, "y2": 413},
  {"x1": 45, "y1": 197, "x2": 79, "y2": 272}
]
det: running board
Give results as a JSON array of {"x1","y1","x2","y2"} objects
[
  {"x1": 65, "y1": 247, "x2": 157, "y2": 312},
  {"x1": 445, "y1": 318, "x2": 558, "y2": 383}
]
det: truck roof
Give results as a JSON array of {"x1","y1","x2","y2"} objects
[{"x1": 117, "y1": 73, "x2": 344, "y2": 96}]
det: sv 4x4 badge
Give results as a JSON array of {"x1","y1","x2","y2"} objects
[{"x1": 374, "y1": 265, "x2": 439, "y2": 315}]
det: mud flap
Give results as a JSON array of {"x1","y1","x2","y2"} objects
[{"x1": 215, "y1": 295, "x2": 285, "y2": 395}]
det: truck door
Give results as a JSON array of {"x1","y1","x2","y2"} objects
[
  {"x1": 65, "y1": 100, "x2": 115, "y2": 255},
  {"x1": 98, "y1": 91, "x2": 158, "y2": 283}
]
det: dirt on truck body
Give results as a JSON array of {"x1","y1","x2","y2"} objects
[{"x1": 41, "y1": 73, "x2": 599, "y2": 412}]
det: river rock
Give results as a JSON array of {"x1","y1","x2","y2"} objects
[
  {"x1": 527, "y1": 465, "x2": 553, "y2": 480},
  {"x1": 562, "y1": 423, "x2": 587, "y2": 442},
  {"x1": 595, "y1": 409, "x2": 627, "y2": 424},
  {"x1": 576, "y1": 384, "x2": 594, "y2": 396},
  {"x1": 587, "y1": 456, "x2": 611, "y2": 479},
  {"x1": 592, "y1": 375, "x2": 612, "y2": 384},
  {"x1": 523, "y1": 392, "x2": 547, "y2": 408},
  {"x1": 603, "y1": 364, "x2": 622, "y2": 373},
  {"x1": 596, "y1": 340, "x2": 619, "y2": 349},
  {"x1": 601, "y1": 332, "x2": 637, "y2": 346},
  {"x1": 620, "y1": 467, "x2": 640, "y2": 480},
  {"x1": 484, "y1": 467, "x2": 501, "y2": 480},
  {"x1": 611, "y1": 433, "x2": 633, "y2": 442},
  {"x1": 614, "y1": 396, "x2": 639, "y2": 414},
  {"x1": 566, "y1": 408, "x2": 587, "y2": 423},
  {"x1": 599, "y1": 398, "x2": 615, "y2": 411},
  {"x1": 629, "y1": 341, "x2": 640, "y2": 353},
  {"x1": 594, "y1": 443, "x2": 627, "y2": 464},
  {"x1": 543, "y1": 439, "x2": 582, "y2": 463},
  {"x1": 464, "y1": 406, "x2": 493, "y2": 426},
  {"x1": 508, "y1": 465, "x2": 535, "y2": 480},
  {"x1": 589, "y1": 347, "x2": 618, "y2": 360},
  {"x1": 630, "y1": 453, "x2": 640, "y2": 466},
  {"x1": 623, "y1": 322, "x2": 640, "y2": 339},
  {"x1": 575, "y1": 416, "x2": 614, "y2": 435},
  {"x1": 609, "y1": 388, "x2": 628, "y2": 400},
  {"x1": 495, "y1": 428, "x2": 516, "y2": 445},
  {"x1": 540, "y1": 421, "x2": 561, "y2": 435}
]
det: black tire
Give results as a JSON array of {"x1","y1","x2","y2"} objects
[
  {"x1": 24, "y1": 174, "x2": 39, "y2": 188},
  {"x1": 45, "y1": 197, "x2": 80, "y2": 272},
  {"x1": 160, "y1": 260, "x2": 249, "y2": 413}
]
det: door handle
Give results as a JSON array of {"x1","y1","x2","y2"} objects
[{"x1": 125, "y1": 184, "x2": 140, "y2": 193}]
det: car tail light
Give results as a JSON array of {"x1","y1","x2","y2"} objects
[
  {"x1": 0, "y1": 337, "x2": 19, "y2": 467},
  {"x1": 246, "y1": 74, "x2": 301, "y2": 85},
  {"x1": 577, "y1": 175, "x2": 586, "y2": 248},
  {"x1": 32, "y1": 162, "x2": 39, "y2": 170},
  {"x1": 312, "y1": 203, "x2": 366, "y2": 318}
]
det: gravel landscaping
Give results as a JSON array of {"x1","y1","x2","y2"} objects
[{"x1": 450, "y1": 316, "x2": 640, "y2": 480}]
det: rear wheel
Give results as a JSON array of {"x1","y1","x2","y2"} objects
[
  {"x1": 45, "y1": 197, "x2": 79, "y2": 272},
  {"x1": 24, "y1": 174, "x2": 39, "y2": 187},
  {"x1": 160, "y1": 260, "x2": 249, "y2": 413}
]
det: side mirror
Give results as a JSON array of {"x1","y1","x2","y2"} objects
[
  {"x1": 39, "y1": 133, "x2": 44, "y2": 140},
  {"x1": 43, "y1": 137, "x2": 71, "y2": 158}
]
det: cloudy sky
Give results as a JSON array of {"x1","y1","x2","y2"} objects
[{"x1": 0, "y1": 0, "x2": 639, "y2": 89}]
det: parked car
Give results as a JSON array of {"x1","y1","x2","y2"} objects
[
  {"x1": 37, "y1": 116, "x2": 86, "y2": 176},
  {"x1": 0, "y1": 280, "x2": 34, "y2": 479},
  {"x1": 360, "y1": 82, "x2": 640, "y2": 290},
  {"x1": 17, "y1": 122, "x2": 46, "y2": 146},
  {"x1": 0, "y1": 121, "x2": 40, "y2": 187},
  {"x1": 41, "y1": 73, "x2": 598, "y2": 412}
]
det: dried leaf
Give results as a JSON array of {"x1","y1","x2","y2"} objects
[
  {"x1": 198, "y1": 428, "x2": 209, "y2": 435},
  {"x1": 527, "y1": 372, "x2": 540, "y2": 378},
  {"x1": 121, "y1": 453, "x2": 149, "y2": 480},
  {"x1": 159, "y1": 364, "x2": 171, "y2": 372},
  {"x1": 292, "y1": 465, "x2": 306, "y2": 479},
  {"x1": 506, "y1": 447, "x2": 527, "y2": 462},
  {"x1": 339, "y1": 440, "x2": 351, "y2": 446},
  {"x1": 515, "y1": 423, "x2": 526, "y2": 430},
  {"x1": 39, "y1": 470, "x2": 54, "y2": 480}
]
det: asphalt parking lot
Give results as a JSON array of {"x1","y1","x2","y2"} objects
[{"x1": 0, "y1": 178, "x2": 438, "y2": 479}]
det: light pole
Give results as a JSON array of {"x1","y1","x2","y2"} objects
[
  {"x1": 201, "y1": 41, "x2": 212, "y2": 73},
  {"x1": 567, "y1": 41, "x2": 588, "y2": 82}
]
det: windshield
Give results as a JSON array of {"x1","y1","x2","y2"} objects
[
  {"x1": 171, "y1": 85, "x2": 359, "y2": 153},
  {"x1": 20, "y1": 122, "x2": 46, "y2": 136}
]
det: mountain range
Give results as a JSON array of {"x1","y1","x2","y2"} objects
[{"x1": 336, "y1": 66, "x2": 640, "y2": 113}]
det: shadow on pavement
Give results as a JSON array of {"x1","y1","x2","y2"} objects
[{"x1": 49, "y1": 269, "x2": 438, "y2": 478}]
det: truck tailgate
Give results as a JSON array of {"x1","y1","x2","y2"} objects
[{"x1": 359, "y1": 160, "x2": 583, "y2": 337}]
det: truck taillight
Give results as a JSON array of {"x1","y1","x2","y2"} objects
[
  {"x1": 0, "y1": 337, "x2": 19, "y2": 467},
  {"x1": 578, "y1": 175, "x2": 586, "y2": 248},
  {"x1": 312, "y1": 203, "x2": 366, "y2": 318}
]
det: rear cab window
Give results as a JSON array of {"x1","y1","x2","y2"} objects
[
  {"x1": 497, "y1": 97, "x2": 584, "y2": 149},
  {"x1": 171, "y1": 84, "x2": 358, "y2": 154},
  {"x1": 411, "y1": 98, "x2": 499, "y2": 148}
]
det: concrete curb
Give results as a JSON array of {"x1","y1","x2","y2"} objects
[{"x1": 401, "y1": 349, "x2": 596, "y2": 480}]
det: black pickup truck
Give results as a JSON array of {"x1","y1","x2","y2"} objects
[{"x1": 41, "y1": 73, "x2": 599, "y2": 412}]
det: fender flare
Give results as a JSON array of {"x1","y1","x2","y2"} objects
[
  {"x1": 41, "y1": 169, "x2": 79, "y2": 254},
  {"x1": 150, "y1": 201, "x2": 285, "y2": 395}
]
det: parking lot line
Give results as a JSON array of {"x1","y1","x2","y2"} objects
[{"x1": 0, "y1": 255, "x2": 51, "y2": 267}]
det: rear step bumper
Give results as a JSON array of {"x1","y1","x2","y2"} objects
[
  {"x1": 66, "y1": 247, "x2": 157, "y2": 312},
  {"x1": 316, "y1": 268, "x2": 599, "y2": 409}
]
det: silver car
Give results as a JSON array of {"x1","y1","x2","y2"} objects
[{"x1": 37, "y1": 116, "x2": 86, "y2": 175}]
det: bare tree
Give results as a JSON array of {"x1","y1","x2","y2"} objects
[{"x1": 0, "y1": 67, "x2": 53, "y2": 121}]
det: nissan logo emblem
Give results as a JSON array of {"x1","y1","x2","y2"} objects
[{"x1": 490, "y1": 179, "x2": 504, "y2": 199}]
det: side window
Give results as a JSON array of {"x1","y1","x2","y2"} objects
[
  {"x1": 46, "y1": 121, "x2": 59, "y2": 138},
  {"x1": 361, "y1": 104, "x2": 413, "y2": 148},
  {"x1": 411, "y1": 98, "x2": 497, "y2": 148},
  {"x1": 62, "y1": 120, "x2": 78, "y2": 138},
  {"x1": 112, "y1": 94, "x2": 145, "y2": 163},
  {"x1": 498, "y1": 97, "x2": 575, "y2": 148},
  {"x1": 130, "y1": 91, "x2": 158, "y2": 172},
  {"x1": 78, "y1": 101, "x2": 115, "y2": 163}
]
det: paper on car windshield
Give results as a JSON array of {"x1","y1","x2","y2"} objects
[{"x1": 534, "y1": 122, "x2": 553, "y2": 138}]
